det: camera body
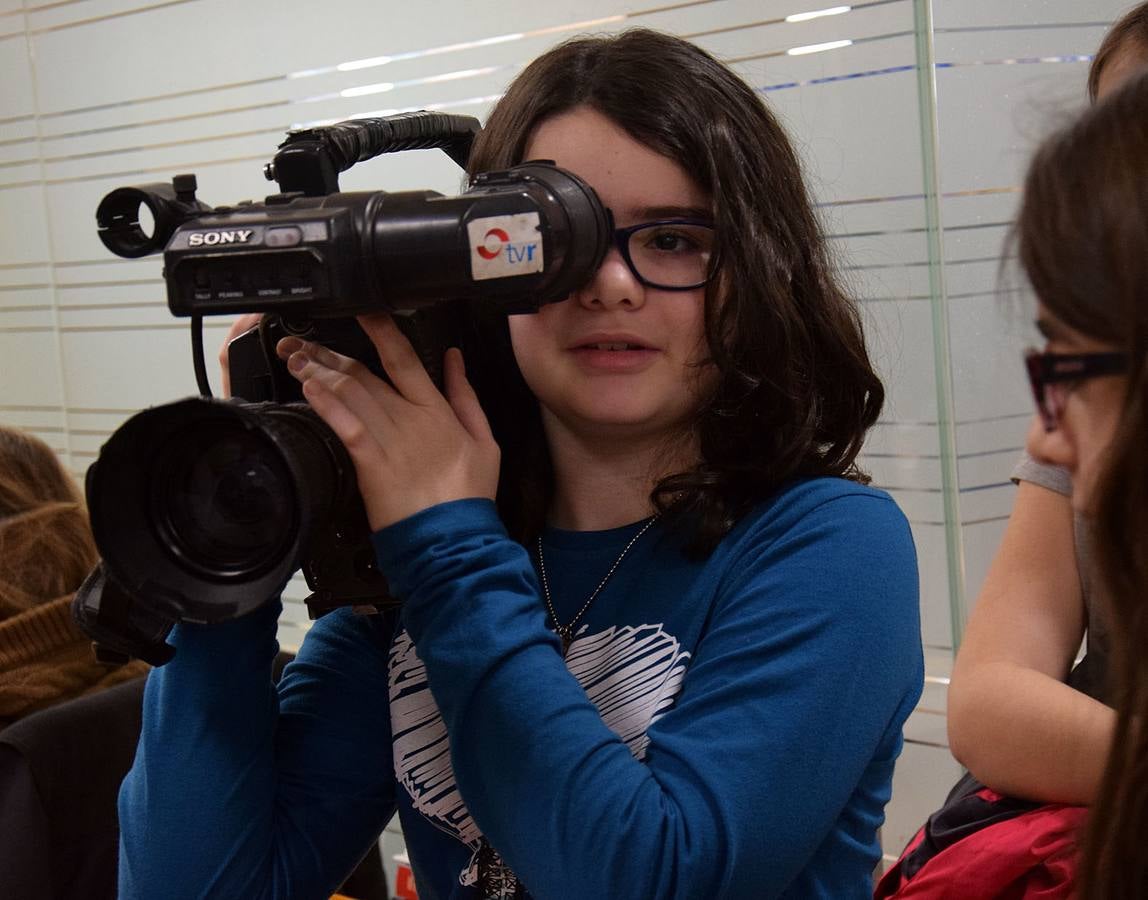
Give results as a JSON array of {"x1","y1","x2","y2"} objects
[
  {"x1": 74, "y1": 113, "x2": 611, "y2": 665},
  {"x1": 160, "y1": 166, "x2": 596, "y2": 319}
]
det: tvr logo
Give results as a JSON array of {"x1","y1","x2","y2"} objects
[
  {"x1": 467, "y1": 213, "x2": 544, "y2": 281},
  {"x1": 188, "y1": 229, "x2": 254, "y2": 247},
  {"x1": 476, "y1": 227, "x2": 538, "y2": 264}
]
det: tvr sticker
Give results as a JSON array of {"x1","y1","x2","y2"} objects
[{"x1": 467, "y1": 213, "x2": 543, "y2": 280}]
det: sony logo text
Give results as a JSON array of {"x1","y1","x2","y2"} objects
[{"x1": 188, "y1": 230, "x2": 255, "y2": 247}]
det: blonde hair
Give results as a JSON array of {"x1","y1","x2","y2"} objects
[{"x1": 0, "y1": 426, "x2": 98, "y2": 618}]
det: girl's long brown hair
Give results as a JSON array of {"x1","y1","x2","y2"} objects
[
  {"x1": 464, "y1": 29, "x2": 883, "y2": 552},
  {"x1": 1015, "y1": 71, "x2": 1148, "y2": 898},
  {"x1": 0, "y1": 426, "x2": 98, "y2": 618}
]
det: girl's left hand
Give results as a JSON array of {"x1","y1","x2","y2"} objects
[{"x1": 276, "y1": 313, "x2": 501, "y2": 531}]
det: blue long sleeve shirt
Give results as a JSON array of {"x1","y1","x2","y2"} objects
[{"x1": 119, "y1": 477, "x2": 923, "y2": 899}]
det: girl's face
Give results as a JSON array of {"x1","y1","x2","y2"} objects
[
  {"x1": 508, "y1": 105, "x2": 717, "y2": 450},
  {"x1": 1025, "y1": 304, "x2": 1129, "y2": 514}
]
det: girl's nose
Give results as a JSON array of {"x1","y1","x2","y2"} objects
[
  {"x1": 575, "y1": 247, "x2": 646, "y2": 311},
  {"x1": 1024, "y1": 413, "x2": 1076, "y2": 473}
]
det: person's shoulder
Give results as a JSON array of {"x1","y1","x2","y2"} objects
[
  {"x1": 775, "y1": 474, "x2": 896, "y2": 507},
  {"x1": 735, "y1": 476, "x2": 907, "y2": 540},
  {"x1": 711, "y1": 476, "x2": 916, "y2": 587},
  {"x1": 707, "y1": 477, "x2": 920, "y2": 626}
]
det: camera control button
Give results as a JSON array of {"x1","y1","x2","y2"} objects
[{"x1": 266, "y1": 226, "x2": 303, "y2": 247}]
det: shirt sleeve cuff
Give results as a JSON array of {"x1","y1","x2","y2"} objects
[{"x1": 369, "y1": 498, "x2": 508, "y2": 599}]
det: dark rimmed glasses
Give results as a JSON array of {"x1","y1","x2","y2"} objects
[
  {"x1": 1024, "y1": 348, "x2": 1129, "y2": 432},
  {"x1": 611, "y1": 218, "x2": 716, "y2": 291}
]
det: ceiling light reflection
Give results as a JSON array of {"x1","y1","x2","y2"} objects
[
  {"x1": 787, "y1": 39, "x2": 853, "y2": 55},
  {"x1": 340, "y1": 82, "x2": 396, "y2": 98},
  {"x1": 786, "y1": 6, "x2": 852, "y2": 24}
]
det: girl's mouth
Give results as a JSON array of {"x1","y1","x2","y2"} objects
[{"x1": 571, "y1": 341, "x2": 658, "y2": 371}]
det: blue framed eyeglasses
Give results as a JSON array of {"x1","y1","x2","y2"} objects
[
  {"x1": 611, "y1": 218, "x2": 716, "y2": 291},
  {"x1": 1024, "y1": 348, "x2": 1129, "y2": 432}
]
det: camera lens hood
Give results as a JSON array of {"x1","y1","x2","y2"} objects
[{"x1": 86, "y1": 396, "x2": 339, "y2": 623}]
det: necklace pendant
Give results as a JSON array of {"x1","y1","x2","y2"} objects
[{"x1": 536, "y1": 513, "x2": 660, "y2": 664}]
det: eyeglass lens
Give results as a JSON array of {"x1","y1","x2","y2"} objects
[{"x1": 625, "y1": 222, "x2": 714, "y2": 288}]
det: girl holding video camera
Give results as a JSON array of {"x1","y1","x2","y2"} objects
[{"x1": 119, "y1": 29, "x2": 922, "y2": 899}]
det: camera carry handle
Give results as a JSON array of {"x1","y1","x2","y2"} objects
[
  {"x1": 95, "y1": 112, "x2": 483, "y2": 397},
  {"x1": 265, "y1": 111, "x2": 480, "y2": 196},
  {"x1": 181, "y1": 110, "x2": 482, "y2": 396}
]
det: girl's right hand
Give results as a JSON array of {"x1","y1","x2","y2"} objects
[
  {"x1": 219, "y1": 313, "x2": 263, "y2": 398},
  {"x1": 277, "y1": 313, "x2": 501, "y2": 531}
]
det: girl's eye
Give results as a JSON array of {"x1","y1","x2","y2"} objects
[
  {"x1": 641, "y1": 227, "x2": 707, "y2": 254},
  {"x1": 655, "y1": 231, "x2": 690, "y2": 252}
]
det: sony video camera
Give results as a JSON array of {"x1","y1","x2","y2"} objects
[{"x1": 74, "y1": 111, "x2": 610, "y2": 665}]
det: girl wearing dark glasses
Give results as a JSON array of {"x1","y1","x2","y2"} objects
[
  {"x1": 878, "y1": 11, "x2": 1147, "y2": 899},
  {"x1": 947, "y1": 0, "x2": 1148, "y2": 837},
  {"x1": 1016, "y1": 65, "x2": 1148, "y2": 898}
]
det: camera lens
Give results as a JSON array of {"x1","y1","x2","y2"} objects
[
  {"x1": 152, "y1": 423, "x2": 296, "y2": 578},
  {"x1": 86, "y1": 397, "x2": 359, "y2": 624}
]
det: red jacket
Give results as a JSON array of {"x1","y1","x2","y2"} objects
[{"x1": 876, "y1": 783, "x2": 1086, "y2": 899}]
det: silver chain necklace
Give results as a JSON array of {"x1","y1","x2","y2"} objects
[{"x1": 535, "y1": 514, "x2": 660, "y2": 656}]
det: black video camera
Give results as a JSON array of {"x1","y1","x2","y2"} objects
[{"x1": 74, "y1": 111, "x2": 610, "y2": 665}]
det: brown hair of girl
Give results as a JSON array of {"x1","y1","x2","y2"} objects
[
  {"x1": 0, "y1": 426, "x2": 98, "y2": 618},
  {"x1": 464, "y1": 28, "x2": 883, "y2": 552},
  {"x1": 1088, "y1": 2, "x2": 1148, "y2": 101}
]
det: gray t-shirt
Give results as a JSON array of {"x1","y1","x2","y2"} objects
[{"x1": 1011, "y1": 453, "x2": 1108, "y2": 703}]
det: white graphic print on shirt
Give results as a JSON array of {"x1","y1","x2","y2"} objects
[{"x1": 388, "y1": 622, "x2": 691, "y2": 886}]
